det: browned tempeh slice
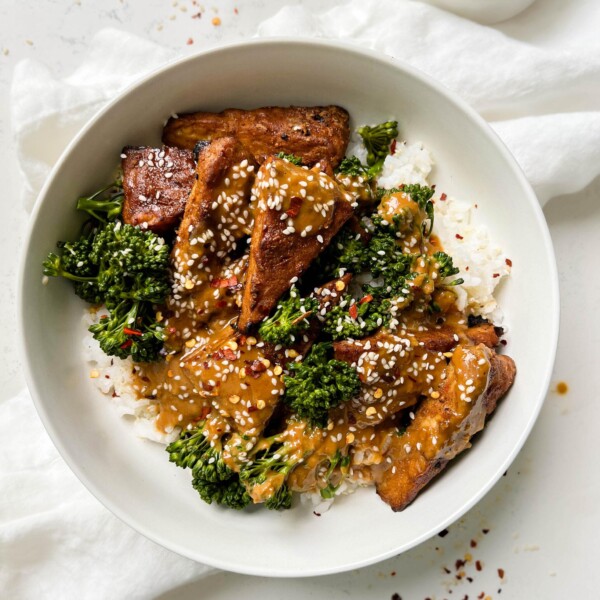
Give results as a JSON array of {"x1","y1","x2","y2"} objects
[
  {"x1": 333, "y1": 323, "x2": 501, "y2": 365},
  {"x1": 180, "y1": 326, "x2": 285, "y2": 440},
  {"x1": 238, "y1": 158, "x2": 355, "y2": 331},
  {"x1": 170, "y1": 137, "x2": 257, "y2": 294},
  {"x1": 163, "y1": 106, "x2": 350, "y2": 167},
  {"x1": 467, "y1": 322, "x2": 502, "y2": 347},
  {"x1": 121, "y1": 146, "x2": 195, "y2": 233},
  {"x1": 375, "y1": 345, "x2": 516, "y2": 511}
]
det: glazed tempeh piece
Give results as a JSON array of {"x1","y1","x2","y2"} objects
[
  {"x1": 375, "y1": 345, "x2": 516, "y2": 511},
  {"x1": 238, "y1": 158, "x2": 355, "y2": 331},
  {"x1": 163, "y1": 106, "x2": 350, "y2": 167},
  {"x1": 121, "y1": 146, "x2": 196, "y2": 233},
  {"x1": 333, "y1": 322, "x2": 501, "y2": 364},
  {"x1": 170, "y1": 137, "x2": 257, "y2": 295}
]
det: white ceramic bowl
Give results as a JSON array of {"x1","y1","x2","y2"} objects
[{"x1": 19, "y1": 39, "x2": 559, "y2": 577}]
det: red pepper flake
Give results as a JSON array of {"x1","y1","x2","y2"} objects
[
  {"x1": 455, "y1": 233, "x2": 464, "y2": 240},
  {"x1": 455, "y1": 559, "x2": 466, "y2": 570},
  {"x1": 492, "y1": 273, "x2": 500, "y2": 278},
  {"x1": 470, "y1": 539, "x2": 478, "y2": 548},
  {"x1": 210, "y1": 275, "x2": 238, "y2": 288},
  {"x1": 120, "y1": 340, "x2": 133, "y2": 349},
  {"x1": 465, "y1": 266, "x2": 470, "y2": 271},
  {"x1": 349, "y1": 304, "x2": 358, "y2": 319},
  {"x1": 390, "y1": 571, "x2": 396, "y2": 576},
  {"x1": 478, "y1": 594, "x2": 485, "y2": 600},
  {"x1": 440, "y1": 193, "x2": 447, "y2": 201},
  {"x1": 168, "y1": 327, "x2": 177, "y2": 334},
  {"x1": 245, "y1": 359, "x2": 267, "y2": 378},
  {"x1": 286, "y1": 196, "x2": 303, "y2": 218},
  {"x1": 358, "y1": 294, "x2": 373, "y2": 305},
  {"x1": 248, "y1": 405, "x2": 258, "y2": 413},
  {"x1": 475, "y1": 560, "x2": 483, "y2": 571},
  {"x1": 199, "y1": 406, "x2": 211, "y2": 420},
  {"x1": 390, "y1": 139, "x2": 397, "y2": 155},
  {"x1": 123, "y1": 327, "x2": 143, "y2": 336},
  {"x1": 498, "y1": 568, "x2": 505, "y2": 579},
  {"x1": 213, "y1": 348, "x2": 237, "y2": 361},
  {"x1": 100, "y1": 315, "x2": 108, "y2": 320},
  {"x1": 186, "y1": 38, "x2": 194, "y2": 45},
  {"x1": 216, "y1": 300, "x2": 228, "y2": 308},
  {"x1": 234, "y1": 7, "x2": 239, "y2": 14},
  {"x1": 505, "y1": 258, "x2": 512, "y2": 267}
]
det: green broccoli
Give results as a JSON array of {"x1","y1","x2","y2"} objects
[
  {"x1": 43, "y1": 238, "x2": 103, "y2": 305},
  {"x1": 337, "y1": 156, "x2": 369, "y2": 178},
  {"x1": 377, "y1": 184, "x2": 435, "y2": 236},
  {"x1": 192, "y1": 476, "x2": 251, "y2": 510},
  {"x1": 276, "y1": 152, "x2": 303, "y2": 166},
  {"x1": 239, "y1": 441, "x2": 297, "y2": 510},
  {"x1": 76, "y1": 180, "x2": 124, "y2": 223},
  {"x1": 433, "y1": 251, "x2": 464, "y2": 285},
  {"x1": 323, "y1": 295, "x2": 391, "y2": 340},
  {"x1": 357, "y1": 120, "x2": 398, "y2": 176},
  {"x1": 264, "y1": 483, "x2": 293, "y2": 511},
  {"x1": 283, "y1": 343, "x2": 360, "y2": 427},
  {"x1": 42, "y1": 180, "x2": 170, "y2": 362},
  {"x1": 258, "y1": 286, "x2": 319, "y2": 345},
  {"x1": 311, "y1": 224, "x2": 370, "y2": 280},
  {"x1": 167, "y1": 421, "x2": 251, "y2": 511},
  {"x1": 88, "y1": 301, "x2": 165, "y2": 363},
  {"x1": 362, "y1": 218, "x2": 416, "y2": 299},
  {"x1": 319, "y1": 450, "x2": 351, "y2": 499}
]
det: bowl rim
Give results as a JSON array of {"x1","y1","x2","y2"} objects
[{"x1": 17, "y1": 37, "x2": 560, "y2": 577}]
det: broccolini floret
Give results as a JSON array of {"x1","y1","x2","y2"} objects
[
  {"x1": 357, "y1": 120, "x2": 398, "y2": 176},
  {"x1": 319, "y1": 450, "x2": 351, "y2": 499},
  {"x1": 323, "y1": 295, "x2": 391, "y2": 341},
  {"x1": 239, "y1": 440, "x2": 298, "y2": 510},
  {"x1": 337, "y1": 156, "x2": 369, "y2": 178},
  {"x1": 89, "y1": 301, "x2": 165, "y2": 362},
  {"x1": 167, "y1": 421, "x2": 251, "y2": 511},
  {"x1": 75, "y1": 180, "x2": 124, "y2": 223},
  {"x1": 283, "y1": 343, "x2": 360, "y2": 427},
  {"x1": 276, "y1": 152, "x2": 303, "y2": 166},
  {"x1": 377, "y1": 184, "x2": 435, "y2": 236},
  {"x1": 312, "y1": 224, "x2": 370, "y2": 280},
  {"x1": 258, "y1": 286, "x2": 319, "y2": 345},
  {"x1": 42, "y1": 178, "x2": 170, "y2": 362},
  {"x1": 192, "y1": 476, "x2": 251, "y2": 510},
  {"x1": 433, "y1": 251, "x2": 464, "y2": 285}
]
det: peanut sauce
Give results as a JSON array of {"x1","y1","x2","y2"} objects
[{"x1": 131, "y1": 155, "x2": 493, "y2": 499}]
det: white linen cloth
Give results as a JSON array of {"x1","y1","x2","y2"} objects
[{"x1": 4, "y1": 1, "x2": 600, "y2": 597}]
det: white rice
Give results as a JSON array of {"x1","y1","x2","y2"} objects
[
  {"x1": 86, "y1": 136, "x2": 510, "y2": 445},
  {"x1": 83, "y1": 310, "x2": 178, "y2": 445}
]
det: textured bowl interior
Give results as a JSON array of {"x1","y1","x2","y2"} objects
[{"x1": 19, "y1": 40, "x2": 558, "y2": 577}]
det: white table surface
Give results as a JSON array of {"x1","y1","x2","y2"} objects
[{"x1": 1, "y1": 1, "x2": 599, "y2": 598}]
